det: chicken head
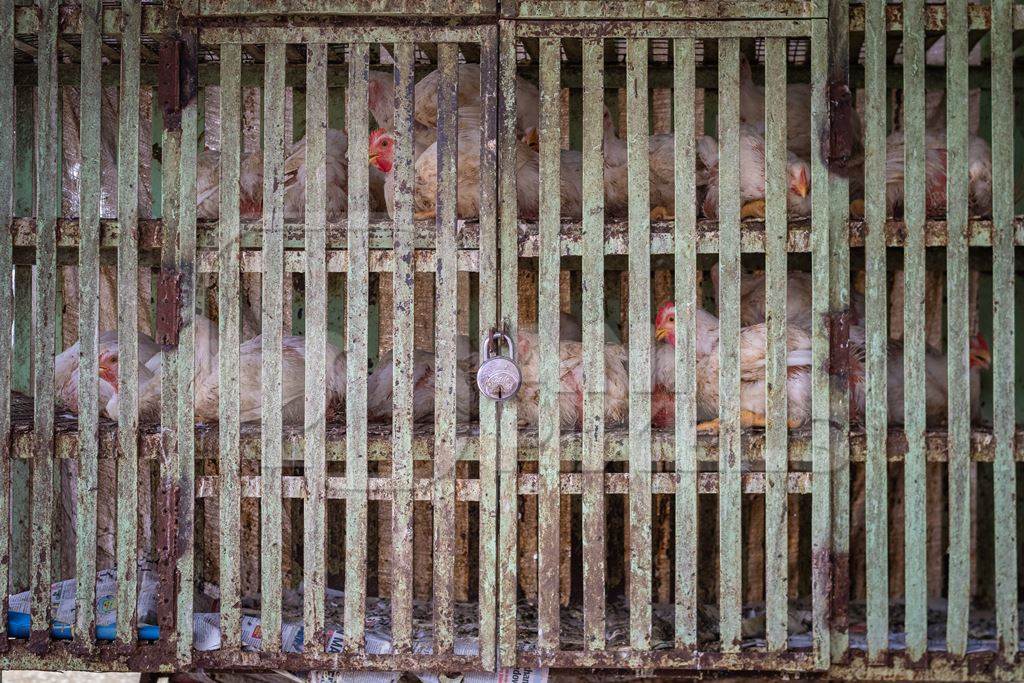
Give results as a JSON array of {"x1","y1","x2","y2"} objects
[{"x1": 369, "y1": 128, "x2": 395, "y2": 174}]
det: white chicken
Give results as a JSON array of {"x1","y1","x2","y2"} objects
[
  {"x1": 514, "y1": 329, "x2": 630, "y2": 430},
  {"x1": 365, "y1": 338, "x2": 480, "y2": 424},
  {"x1": 370, "y1": 111, "x2": 585, "y2": 222},
  {"x1": 195, "y1": 149, "x2": 266, "y2": 221},
  {"x1": 699, "y1": 125, "x2": 812, "y2": 221},
  {"x1": 653, "y1": 302, "x2": 813, "y2": 431},
  {"x1": 855, "y1": 129, "x2": 993, "y2": 219},
  {"x1": 55, "y1": 330, "x2": 162, "y2": 415},
  {"x1": 709, "y1": 269, "x2": 866, "y2": 334},
  {"x1": 847, "y1": 324, "x2": 991, "y2": 426}
]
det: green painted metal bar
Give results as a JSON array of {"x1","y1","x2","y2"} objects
[
  {"x1": 303, "y1": 41, "x2": 328, "y2": 656},
  {"x1": 809, "y1": 10, "x2": 831, "y2": 669},
  {"x1": 344, "y1": 41, "x2": 370, "y2": 655},
  {"x1": 991, "y1": 0, "x2": 1018, "y2": 661},
  {"x1": 672, "y1": 37, "x2": 697, "y2": 651},
  {"x1": 14, "y1": 87, "x2": 33, "y2": 220},
  {"x1": 625, "y1": 36, "x2": 652, "y2": 653},
  {"x1": 261, "y1": 41, "x2": 286, "y2": 654},
  {"x1": 199, "y1": 0, "x2": 496, "y2": 18},
  {"x1": 390, "y1": 42, "x2": 415, "y2": 656},
  {"x1": 536, "y1": 36, "x2": 562, "y2": 657},
  {"x1": 944, "y1": 0, "x2": 970, "y2": 659},
  {"x1": 496, "y1": 18, "x2": 519, "y2": 668},
  {"x1": 828, "y1": 0, "x2": 851, "y2": 662},
  {"x1": 217, "y1": 41, "x2": 243, "y2": 652},
  {"x1": 433, "y1": 42, "x2": 459, "y2": 657},
  {"x1": 29, "y1": 0, "x2": 59, "y2": 650},
  {"x1": 204, "y1": 26, "x2": 489, "y2": 47},
  {"x1": 762, "y1": 35, "x2": 788, "y2": 654},
  {"x1": 476, "y1": 27, "x2": 499, "y2": 672},
  {"x1": 862, "y1": 0, "x2": 889, "y2": 663},
  {"x1": 580, "y1": 36, "x2": 605, "y2": 653},
  {"x1": 0, "y1": 0, "x2": 12, "y2": 645},
  {"x1": 174, "y1": 24, "x2": 199, "y2": 663},
  {"x1": 901, "y1": 0, "x2": 928, "y2": 663},
  {"x1": 716, "y1": 38, "x2": 741, "y2": 654},
  {"x1": 73, "y1": 0, "x2": 101, "y2": 647},
  {"x1": 114, "y1": 0, "x2": 142, "y2": 648},
  {"x1": 515, "y1": 20, "x2": 813, "y2": 40},
  {"x1": 11, "y1": 265, "x2": 30, "y2": 596}
]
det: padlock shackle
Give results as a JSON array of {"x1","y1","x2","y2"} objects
[{"x1": 482, "y1": 329, "x2": 515, "y2": 362}]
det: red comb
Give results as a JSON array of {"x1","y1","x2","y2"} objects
[{"x1": 971, "y1": 333, "x2": 989, "y2": 351}]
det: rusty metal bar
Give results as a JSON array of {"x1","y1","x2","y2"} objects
[
  {"x1": 476, "y1": 27, "x2": 499, "y2": 672},
  {"x1": 432, "y1": 41, "x2": 459, "y2": 657},
  {"x1": 28, "y1": 0, "x2": 58, "y2": 651},
  {"x1": 762, "y1": 35, "x2": 788, "y2": 654},
  {"x1": 344, "y1": 41, "x2": 370, "y2": 655},
  {"x1": 303, "y1": 41, "x2": 328, "y2": 657},
  {"x1": 944, "y1": 0, "x2": 971, "y2": 659},
  {"x1": 390, "y1": 43, "x2": 415, "y2": 656},
  {"x1": 217, "y1": 40, "x2": 243, "y2": 652},
  {"x1": 625, "y1": 36, "x2": 652, "y2": 653},
  {"x1": 580, "y1": 36, "x2": 605, "y2": 653},
  {"x1": 991, "y1": 0, "x2": 1018, "y2": 661},
  {"x1": 862, "y1": 0, "x2": 889, "y2": 663},
  {"x1": 72, "y1": 0, "x2": 102, "y2": 648},
  {"x1": 901, "y1": 0, "x2": 928, "y2": 663},
  {"x1": 175, "y1": 24, "x2": 199, "y2": 662},
  {"x1": 809, "y1": 8, "x2": 832, "y2": 669},
  {"x1": 716, "y1": 37, "x2": 742, "y2": 654},
  {"x1": 536, "y1": 35, "x2": 562, "y2": 657},
  {"x1": 261, "y1": 40, "x2": 287, "y2": 655},
  {"x1": 0, "y1": 0, "x2": 12, "y2": 647},
  {"x1": 496, "y1": 18, "x2": 519, "y2": 668}
]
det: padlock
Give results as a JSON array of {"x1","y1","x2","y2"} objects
[{"x1": 476, "y1": 331, "x2": 522, "y2": 401}]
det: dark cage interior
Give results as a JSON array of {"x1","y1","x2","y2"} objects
[{"x1": 3, "y1": 0, "x2": 1024, "y2": 679}]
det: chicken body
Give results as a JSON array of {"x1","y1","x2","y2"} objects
[
  {"x1": 653, "y1": 304, "x2": 813, "y2": 430},
  {"x1": 699, "y1": 125, "x2": 812, "y2": 220},
  {"x1": 365, "y1": 342, "x2": 480, "y2": 424},
  {"x1": 195, "y1": 149, "x2": 266, "y2": 220},
  {"x1": 881, "y1": 130, "x2": 993, "y2": 218},
  {"x1": 55, "y1": 330, "x2": 162, "y2": 414},
  {"x1": 514, "y1": 330, "x2": 630, "y2": 430}
]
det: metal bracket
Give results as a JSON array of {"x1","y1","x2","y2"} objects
[
  {"x1": 826, "y1": 80, "x2": 855, "y2": 174},
  {"x1": 158, "y1": 36, "x2": 198, "y2": 132},
  {"x1": 156, "y1": 267, "x2": 184, "y2": 348}
]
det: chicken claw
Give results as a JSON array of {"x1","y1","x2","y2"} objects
[
  {"x1": 696, "y1": 418, "x2": 720, "y2": 433},
  {"x1": 414, "y1": 210, "x2": 437, "y2": 221},
  {"x1": 650, "y1": 206, "x2": 674, "y2": 222},
  {"x1": 740, "y1": 199, "x2": 766, "y2": 220},
  {"x1": 849, "y1": 199, "x2": 865, "y2": 218}
]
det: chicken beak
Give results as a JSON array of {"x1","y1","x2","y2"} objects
[
  {"x1": 368, "y1": 152, "x2": 380, "y2": 166},
  {"x1": 794, "y1": 179, "x2": 809, "y2": 198},
  {"x1": 655, "y1": 325, "x2": 668, "y2": 342}
]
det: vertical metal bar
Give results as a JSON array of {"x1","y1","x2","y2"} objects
[
  {"x1": 762, "y1": 36, "x2": 788, "y2": 654},
  {"x1": 496, "y1": 19, "x2": 519, "y2": 668},
  {"x1": 716, "y1": 38, "x2": 741, "y2": 653},
  {"x1": 809, "y1": 11, "x2": 832, "y2": 668},
  {"x1": 580, "y1": 36, "x2": 606, "y2": 652},
  {"x1": 0, "y1": 0, "x2": 12, "y2": 646},
  {"x1": 175, "y1": 25, "x2": 198, "y2": 662},
  {"x1": 862, "y1": 0, "x2": 889, "y2": 662},
  {"x1": 217, "y1": 41, "x2": 242, "y2": 652},
  {"x1": 944, "y1": 0, "x2": 970, "y2": 658},
  {"x1": 302, "y1": 41, "x2": 327, "y2": 656},
  {"x1": 477, "y1": 27, "x2": 499, "y2": 672},
  {"x1": 672, "y1": 37, "x2": 697, "y2": 650},
  {"x1": 390, "y1": 41, "x2": 416, "y2": 656},
  {"x1": 625, "y1": 37, "x2": 652, "y2": 652},
  {"x1": 73, "y1": 0, "x2": 101, "y2": 647},
  {"x1": 991, "y1": 0, "x2": 1018, "y2": 661},
  {"x1": 115, "y1": 0, "x2": 142, "y2": 647},
  {"x1": 344, "y1": 41, "x2": 370, "y2": 655},
  {"x1": 29, "y1": 0, "x2": 58, "y2": 650},
  {"x1": 828, "y1": 0, "x2": 851, "y2": 661},
  {"x1": 261, "y1": 41, "x2": 286, "y2": 655},
  {"x1": 432, "y1": 42, "x2": 459, "y2": 657},
  {"x1": 901, "y1": 0, "x2": 928, "y2": 662},
  {"x1": 536, "y1": 36, "x2": 562, "y2": 657}
]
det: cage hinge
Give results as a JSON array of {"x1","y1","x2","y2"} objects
[
  {"x1": 826, "y1": 79, "x2": 855, "y2": 174},
  {"x1": 159, "y1": 37, "x2": 198, "y2": 132},
  {"x1": 826, "y1": 308, "x2": 851, "y2": 385},
  {"x1": 156, "y1": 267, "x2": 184, "y2": 348}
]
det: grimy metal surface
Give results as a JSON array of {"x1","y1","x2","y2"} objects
[{"x1": 2, "y1": 1, "x2": 1024, "y2": 678}]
